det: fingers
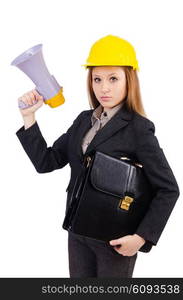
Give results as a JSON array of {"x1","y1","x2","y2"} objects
[
  {"x1": 31, "y1": 89, "x2": 43, "y2": 101},
  {"x1": 18, "y1": 89, "x2": 43, "y2": 107},
  {"x1": 109, "y1": 239, "x2": 122, "y2": 246}
]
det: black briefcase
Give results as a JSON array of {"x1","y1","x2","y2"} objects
[{"x1": 62, "y1": 150, "x2": 155, "y2": 242}]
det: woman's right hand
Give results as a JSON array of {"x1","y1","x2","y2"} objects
[{"x1": 18, "y1": 89, "x2": 44, "y2": 117}]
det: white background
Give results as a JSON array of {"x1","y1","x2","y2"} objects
[{"x1": 0, "y1": 0, "x2": 182, "y2": 277}]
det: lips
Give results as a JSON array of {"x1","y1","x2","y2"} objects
[
  {"x1": 101, "y1": 97, "x2": 112, "y2": 101},
  {"x1": 101, "y1": 96, "x2": 111, "y2": 98},
  {"x1": 101, "y1": 96, "x2": 112, "y2": 99}
]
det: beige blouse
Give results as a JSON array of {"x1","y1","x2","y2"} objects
[{"x1": 82, "y1": 101, "x2": 124, "y2": 154}]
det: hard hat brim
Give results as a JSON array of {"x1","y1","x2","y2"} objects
[{"x1": 81, "y1": 63, "x2": 139, "y2": 71}]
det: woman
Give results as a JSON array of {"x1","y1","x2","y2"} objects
[{"x1": 16, "y1": 35, "x2": 180, "y2": 278}]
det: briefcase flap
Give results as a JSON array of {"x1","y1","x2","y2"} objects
[{"x1": 90, "y1": 151, "x2": 136, "y2": 198}]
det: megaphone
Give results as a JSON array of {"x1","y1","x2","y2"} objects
[{"x1": 11, "y1": 44, "x2": 65, "y2": 109}]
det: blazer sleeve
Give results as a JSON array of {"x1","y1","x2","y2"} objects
[
  {"x1": 16, "y1": 111, "x2": 84, "y2": 173},
  {"x1": 134, "y1": 119, "x2": 180, "y2": 246}
]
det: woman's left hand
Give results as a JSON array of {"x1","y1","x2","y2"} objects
[{"x1": 109, "y1": 234, "x2": 146, "y2": 256}]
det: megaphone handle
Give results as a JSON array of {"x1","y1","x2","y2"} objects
[
  {"x1": 18, "y1": 87, "x2": 44, "y2": 109},
  {"x1": 18, "y1": 100, "x2": 35, "y2": 109}
]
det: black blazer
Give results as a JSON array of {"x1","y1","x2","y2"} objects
[{"x1": 16, "y1": 101, "x2": 180, "y2": 252}]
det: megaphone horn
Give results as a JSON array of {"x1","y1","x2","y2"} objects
[{"x1": 11, "y1": 44, "x2": 65, "y2": 109}]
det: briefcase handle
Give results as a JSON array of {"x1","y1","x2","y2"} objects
[{"x1": 120, "y1": 156, "x2": 143, "y2": 168}]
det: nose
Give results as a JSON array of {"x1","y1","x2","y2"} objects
[{"x1": 101, "y1": 80, "x2": 110, "y2": 93}]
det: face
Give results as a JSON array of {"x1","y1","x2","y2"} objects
[{"x1": 91, "y1": 66, "x2": 127, "y2": 111}]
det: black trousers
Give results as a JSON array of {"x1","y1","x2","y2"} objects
[{"x1": 68, "y1": 231, "x2": 137, "y2": 278}]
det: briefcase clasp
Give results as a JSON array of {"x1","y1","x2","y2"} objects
[
  {"x1": 86, "y1": 156, "x2": 92, "y2": 168},
  {"x1": 119, "y1": 196, "x2": 134, "y2": 211}
]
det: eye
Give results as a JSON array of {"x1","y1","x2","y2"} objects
[
  {"x1": 110, "y1": 76, "x2": 118, "y2": 82},
  {"x1": 93, "y1": 77, "x2": 101, "y2": 82}
]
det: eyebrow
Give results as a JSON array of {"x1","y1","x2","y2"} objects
[{"x1": 92, "y1": 72, "x2": 118, "y2": 77}]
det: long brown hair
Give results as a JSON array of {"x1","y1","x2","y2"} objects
[{"x1": 86, "y1": 66, "x2": 147, "y2": 118}]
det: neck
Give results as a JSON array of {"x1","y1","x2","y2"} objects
[
  {"x1": 102, "y1": 102, "x2": 123, "y2": 113},
  {"x1": 103, "y1": 107, "x2": 111, "y2": 113}
]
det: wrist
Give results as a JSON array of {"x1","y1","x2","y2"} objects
[
  {"x1": 23, "y1": 114, "x2": 36, "y2": 129},
  {"x1": 23, "y1": 113, "x2": 35, "y2": 119}
]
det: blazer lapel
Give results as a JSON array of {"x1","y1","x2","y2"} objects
[{"x1": 76, "y1": 101, "x2": 134, "y2": 160}]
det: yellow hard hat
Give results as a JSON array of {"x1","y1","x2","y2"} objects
[{"x1": 82, "y1": 34, "x2": 139, "y2": 71}]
